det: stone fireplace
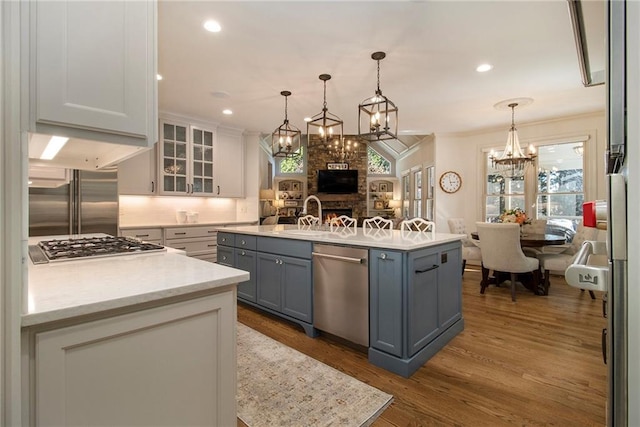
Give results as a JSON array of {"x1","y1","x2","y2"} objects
[{"x1": 306, "y1": 135, "x2": 368, "y2": 219}]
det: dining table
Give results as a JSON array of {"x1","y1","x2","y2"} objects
[{"x1": 470, "y1": 231, "x2": 567, "y2": 295}]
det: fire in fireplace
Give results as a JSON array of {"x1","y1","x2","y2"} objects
[{"x1": 323, "y1": 209, "x2": 353, "y2": 224}]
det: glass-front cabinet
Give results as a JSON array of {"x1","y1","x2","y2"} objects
[{"x1": 159, "y1": 120, "x2": 215, "y2": 196}]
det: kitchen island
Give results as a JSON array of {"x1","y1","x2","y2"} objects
[
  {"x1": 23, "y1": 238, "x2": 248, "y2": 426},
  {"x1": 217, "y1": 224, "x2": 465, "y2": 377}
]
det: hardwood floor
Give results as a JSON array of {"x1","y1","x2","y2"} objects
[{"x1": 238, "y1": 266, "x2": 607, "y2": 426}]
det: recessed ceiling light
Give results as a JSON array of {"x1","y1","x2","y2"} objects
[
  {"x1": 156, "y1": 74, "x2": 163, "y2": 81},
  {"x1": 204, "y1": 20, "x2": 221, "y2": 33},
  {"x1": 476, "y1": 63, "x2": 493, "y2": 73},
  {"x1": 303, "y1": 117, "x2": 312, "y2": 122},
  {"x1": 222, "y1": 109, "x2": 233, "y2": 115}
]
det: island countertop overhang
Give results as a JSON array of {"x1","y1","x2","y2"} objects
[{"x1": 217, "y1": 224, "x2": 465, "y2": 250}]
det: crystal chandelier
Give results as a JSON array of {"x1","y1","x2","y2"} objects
[
  {"x1": 271, "y1": 91, "x2": 301, "y2": 158},
  {"x1": 307, "y1": 74, "x2": 343, "y2": 148},
  {"x1": 326, "y1": 137, "x2": 360, "y2": 163},
  {"x1": 490, "y1": 102, "x2": 536, "y2": 178},
  {"x1": 358, "y1": 51, "x2": 398, "y2": 141}
]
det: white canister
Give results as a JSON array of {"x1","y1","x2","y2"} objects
[
  {"x1": 176, "y1": 210, "x2": 187, "y2": 224},
  {"x1": 186, "y1": 211, "x2": 199, "y2": 223}
]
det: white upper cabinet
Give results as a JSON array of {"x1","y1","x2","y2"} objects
[
  {"x1": 215, "y1": 128, "x2": 245, "y2": 198},
  {"x1": 118, "y1": 145, "x2": 157, "y2": 195},
  {"x1": 23, "y1": 0, "x2": 157, "y2": 168},
  {"x1": 158, "y1": 116, "x2": 244, "y2": 198}
]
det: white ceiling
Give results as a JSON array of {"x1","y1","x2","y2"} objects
[{"x1": 158, "y1": 1, "x2": 606, "y2": 146}]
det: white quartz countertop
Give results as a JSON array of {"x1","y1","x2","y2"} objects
[
  {"x1": 24, "y1": 237, "x2": 249, "y2": 327},
  {"x1": 119, "y1": 220, "x2": 257, "y2": 229},
  {"x1": 219, "y1": 224, "x2": 465, "y2": 251}
]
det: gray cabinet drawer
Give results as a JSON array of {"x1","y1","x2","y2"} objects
[
  {"x1": 217, "y1": 232, "x2": 235, "y2": 247},
  {"x1": 235, "y1": 234, "x2": 256, "y2": 250},
  {"x1": 257, "y1": 237, "x2": 312, "y2": 259}
]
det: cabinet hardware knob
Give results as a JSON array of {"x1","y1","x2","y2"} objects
[
  {"x1": 241, "y1": 240, "x2": 246, "y2": 245},
  {"x1": 222, "y1": 256, "x2": 227, "y2": 260},
  {"x1": 241, "y1": 251, "x2": 245, "y2": 256},
  {"x1": 380, "y1": 253, "x2": 387, "y2": 260}
]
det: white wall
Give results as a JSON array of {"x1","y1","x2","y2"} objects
[{"x1": 430, "y1": 111, "x2": 606, "y2": 233}]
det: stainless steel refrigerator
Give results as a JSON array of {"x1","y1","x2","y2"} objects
[{"x1": 28, "y1": 168, "x2": 118, "y2": 237}]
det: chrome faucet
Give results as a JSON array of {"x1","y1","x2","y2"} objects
[{"x1": 302, "y1": 195, "x2": 322, "y2": 224}]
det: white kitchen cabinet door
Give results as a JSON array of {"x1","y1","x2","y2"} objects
[
  {"x1": 32, "y1": 291, "x2": 236, "y2": 426},
  {"x1": 215, "y1": 128, "x2": 245, "y2": 197},
  {"x1": 118, "y1": 145, "x2": 157, "y2": 195},
  {"x1": 32, "y1": 0, "x2": 156, "y2": 145}
]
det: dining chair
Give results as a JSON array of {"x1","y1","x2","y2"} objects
[
  {"x1": 400, "y1": 217, "x2": 435, "y2": 232},
  {"x1": 476, "y1": 222, "x2": 540, "y2": 302},
  {"x1": 447, "y1": 218, "x2": 482, "y2": 275},
  {"x1": 537, "y1": 221, "x2": 601, "y2": 297},
  {"x1": 362, "y1": 216, "x2": 394, "y2": 230},
  {"x1": 298, "y1": 215, "x2": 320, "y2": 226},
  {"x1": 329, "y1": 215, "x2": 357, "y2": 231},
  {"x1": 261, "y1": 215, "x2": 279, "y2": 225}
]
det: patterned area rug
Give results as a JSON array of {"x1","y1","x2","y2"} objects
[{"x1": 237, "y1": 323, "x2": 393, "y2": 427}]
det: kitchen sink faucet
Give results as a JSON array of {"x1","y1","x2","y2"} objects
[{"x1": 302, "y1": 195, "x2": 322, "y2": 225}]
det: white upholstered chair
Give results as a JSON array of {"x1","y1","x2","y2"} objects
[
  {"x1": 537, "y1": 222, "x2": 601, "y2": 297},
  {"x1": 261, "y1": 215, "x2": 279, "y2": 225},
  {"x1": 447, "y1": 218, "x2": 482, "y2": 275},
  {"x1": 476, "y1": 222, "x2": 540, "y2": 302},
  {"x1": 362, "y1": 216, "x2": 394, "y2": 230},
  {"x1": 329, "y1": 215, "x2": 357, "y2": 231},
  {"x1": 400, "y1": 218, "x2": 435, "y2": 232},
  {"x1": 297, "y1": 215, "x2": 320, "y2": 226}
]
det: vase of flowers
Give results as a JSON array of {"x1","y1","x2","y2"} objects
[{"x1": 498, "y1": 208, "x2": 531, "y2": 235}]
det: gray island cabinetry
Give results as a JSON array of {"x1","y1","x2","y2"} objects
[
  {"x1": 217, "y1": 232, "x2": 315, "y2": 336},
  {"x1": 369, "y1": 242, "x2": 463, "y2": 377},
  {"x1": 217, "y1": 225, "x2": 465, "y2": 378}
]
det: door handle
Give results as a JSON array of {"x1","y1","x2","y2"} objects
[
  {"x1": 415, "y1": 265, "x2": 439, "y2": 274},
  {"x1": 602, "y1": 328, "x2": 607, "y2": 364},
  {"x1": 151, "y1": 181, "x2": 155, "y2": 193}
]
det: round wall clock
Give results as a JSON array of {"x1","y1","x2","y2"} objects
[{"x1": 439, "y1": 171, "x2": 462, "y2": 193}]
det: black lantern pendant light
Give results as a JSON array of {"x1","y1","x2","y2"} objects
[
  {"x1": 271, "y1": 91, "x2": 301, "y2": 158},
  {"x1": 358, "y1": 51, "x2": 398, "y2": 141},
  {"x1": 307, "y1": 74, "x2": 343, "y2": 148}
]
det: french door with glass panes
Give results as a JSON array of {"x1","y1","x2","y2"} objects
[{"x1": 159, "y1": 120, "x2": 216, "y2": 196}]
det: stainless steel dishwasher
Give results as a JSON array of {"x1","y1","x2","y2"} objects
[{"x1": 312, "y1": 244, "x2": 369, "y2": 346}]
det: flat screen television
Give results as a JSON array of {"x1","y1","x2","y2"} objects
[{"x1": 317, "y1": 169, "x2": 358, "y2": 194}]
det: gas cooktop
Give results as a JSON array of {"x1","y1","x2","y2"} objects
[{"x1": 29, "y1": 235, "x2": 166, "y2": 264}]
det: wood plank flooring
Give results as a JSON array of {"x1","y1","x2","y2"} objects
[{"x1": 238, "y1": 266, "x2": 607, "y2": 426}]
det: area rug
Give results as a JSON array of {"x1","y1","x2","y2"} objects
[{"x1": 237, "y1": 323, "x2": 393, "y2": 426}]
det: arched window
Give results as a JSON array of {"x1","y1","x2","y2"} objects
[
  {"x1": 367, "y1": 146, "x2": 391, "y2": 175},
  {"x1": 278, "y1": 146, "x2": 304, "y2": 174}
]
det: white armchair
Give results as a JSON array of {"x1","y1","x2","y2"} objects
[
  {"x1": 476, "y1": 222, "x2": 540, "y2": 302},
  {"x1": 537, "y1": 222, "x2": 601, "y2": 296},
  {"x1": 329, "y1": 215, "x2": 357, "y2": 231},
  {"x1": 447, "y1": 218, "x2": 482, "y2": 275}
]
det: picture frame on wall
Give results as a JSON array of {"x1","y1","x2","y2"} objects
[
  {"x1": 287, "y1": 208, "x2": 297, "y2": 217},
  {"x1": 379, "y1": 183, "x2": 388, "y2": 192},
  {"x1": 374, "y1": 200, "x2": 385, "y2": 210},
  {"x1": 284, "y1": 200, "x2": 298, "y2": 207},
  {"x1": 327, "y1": 162, "x2": 349, "y2": 170},
  {"x1": 291, "y1": 182, "x2": 301, "y2": 191},
  {"x1": 279, "y1": 182, "x2": 290, "y2": 191}
]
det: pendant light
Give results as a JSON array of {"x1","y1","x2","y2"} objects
[
  {"x1": 358, "y1": 51, "x2": 398, "y2": 141},
  {"x1": 271, "y1": 91, "x2": 301, "y2": 158},
  {"x1": 307, "y1": 74, "x2": 343, "y2": 148},
  {"x1": 490, "y1": 102, "x2": 536, "y2": 178}
]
